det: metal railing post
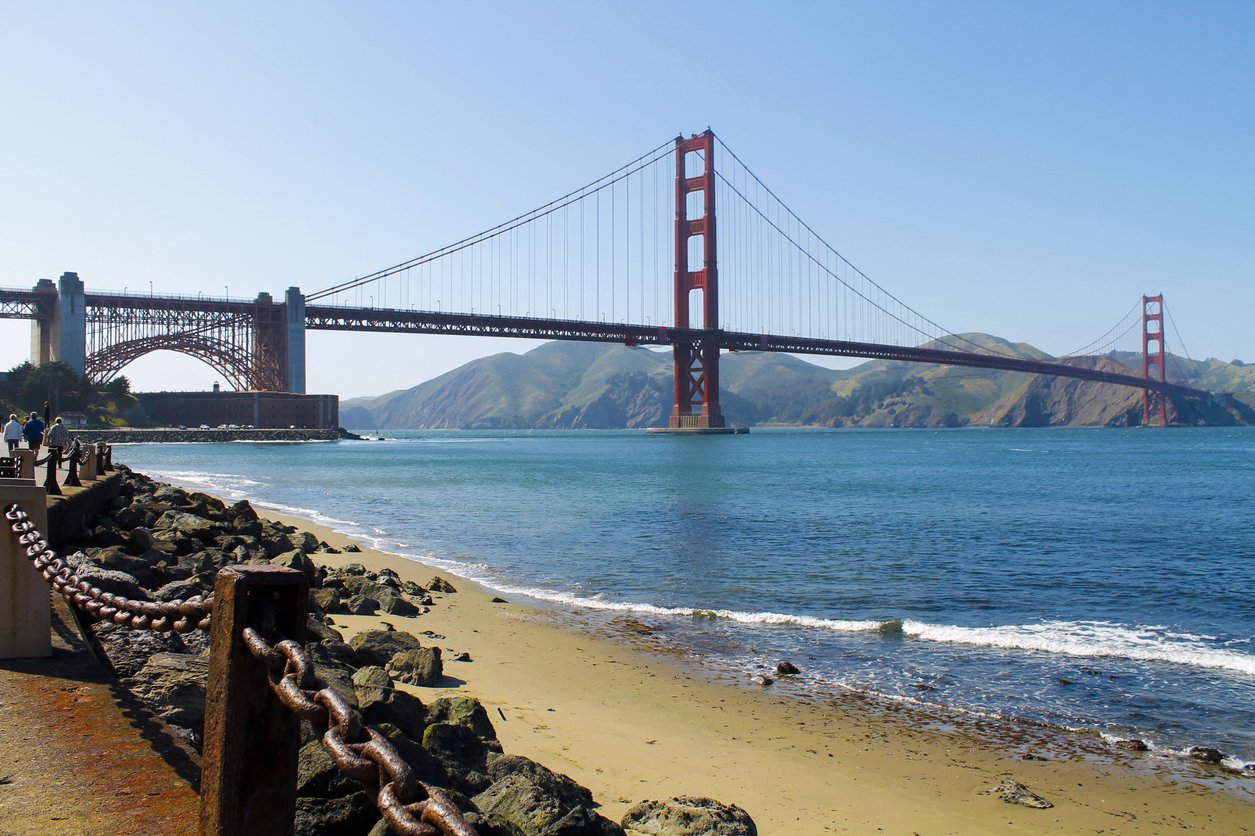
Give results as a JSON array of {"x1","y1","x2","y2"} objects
[
  {"x1": 200, "y1": 565, "x2": 308, "y2": 835},
  {"x1": 42, "y1": 450, "x2": 61, "y2": 496},
  {"x1": 63, "y1": 444, "x2": 81, "y2": 488}
]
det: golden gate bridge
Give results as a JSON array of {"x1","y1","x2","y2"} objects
[{"x1": 0, "y1": 130, "x2": 1216, "y2": 428}]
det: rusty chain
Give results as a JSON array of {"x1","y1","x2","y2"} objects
[
  {"x1": 7, "y1": 494, "x2": 477, "y2": 832},
  {"x1": 3, "y1": 501, "x2": 214, "y2": 632},
  {"x1": 242, "y1": 628, "x2": 477, "y2": 836}
]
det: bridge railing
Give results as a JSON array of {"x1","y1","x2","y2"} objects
[{"x1": 0, "y1": 457, "x2": 476, "y2": 836}]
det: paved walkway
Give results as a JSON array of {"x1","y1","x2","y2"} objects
[{"x1": 0, "y1": 597, "x2": 198, "y2": 835}]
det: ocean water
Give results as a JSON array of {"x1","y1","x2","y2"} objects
[{"x1": 117, "y1": 427, "x2": 1255, "y2": 778}]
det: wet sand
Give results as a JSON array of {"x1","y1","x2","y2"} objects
[{"x1": 265, "y1": 509, "x2": 1255, "y2": 835}]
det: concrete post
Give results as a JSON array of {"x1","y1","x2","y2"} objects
[
  {"x1": 78, "y1": 446, "x2": 98, "y2": 480},
  {"x1": 284, "y1": 287, "x2": 306, "y2": 394},
  {"x1": 12, "y1": 450, "x2": 34, "y2": 481},
  {"x1": 0, "y1": 480, "x2": 51, "y2": 659}
]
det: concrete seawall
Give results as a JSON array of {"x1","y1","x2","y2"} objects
[{"x1": 76, "y1": 427, "x2": 361, "y2": 444}]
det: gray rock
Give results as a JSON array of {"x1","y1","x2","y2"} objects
[
  {"x1": 84, "y1": 546, "x2": 164, "y2": 585},
  {"x1": 1187, "y1": 746, "x2": 1226, "y2": 765},
  {"x1": 73, "y1": 565, "x2": 150, "y2": 601},
  {"x1": 352, "y1": 666, "x2": 425, "y2": 740},
  {"x1": 153, "y1": 509, "x2": 224, "y2": 540},
  {"x1": 386, "y1": 647, "x2": 443, "y2": 686},
  {"x1": 270, "y1": 549, "x2": 319, "y2": 584},
  {"x1": 121, "y1": 652, "x2": 209, "y2": 751},
  {"x1": 374, "y1": 590, "x2": 420, "y2": 616},
  {"x1": 127, "y1": 526, "x2": 158, "y2": 552},
  {"x1": 622, "y1": 797, "x2": 755, "y2": 835},
  {"x1": 91, "y1": 622, "x2": 191, "y2": 678},
  {"x1": 311, "y1": 587, "x2": 342, "y2": 614},
  {"x1": 348, "y1": 629, "x2": 422, "y2": 668},
  {"x1": 775, "y1": 661, "x2": 800, "y2": 676},
  {"x1": 152, "y1": 579, "x2": 203, "y2": 602},
  {"x1": 373, "y1": 722, "x2": 450, "y2": 787},
  {"x1": 344, "y1": 594, "x2": 380, "y2": 616},
  {"x1": 427, "y1": 576, "x2": 457, "y2": 593},
  {"x1": 293, "y1": 791, "x2": 377, "y2": 836},
  {"x1": 423, "y1": 722, "x2": 490, "y2": 795},
  {"x1": 286, "y1": 531, "x2": 320, "y2": 554},
  {"x1": 986, "y1": 779, "x2": 1053, "y2": 809},
  {"x1": 474, "y1": 756, "x2": 621, "y2": 835},
  {"x1": 427, "y1": 696, "x2": 499, "y2": 744},
  {"x1": 296, "y1": 739, "x2": 360, "y2": 798},
  {"x1": 226, "y1": 499, "x2": 259, "y2": 521},
  {"x1": 399, "y1": 580, "x2": 433, "y2": 604},
  {"x1": 81, "y1": 525, "x2": 127, "y2": 549}
]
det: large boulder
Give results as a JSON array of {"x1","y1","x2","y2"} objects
[
  {"x1": 72, "y1": 564, "x2": 150, "y2": 601},
  {"x1": 351, "y1": 666, "x2": 425, "y2": 740},
  {"x1": 153, "y1": 509, "x2": 224, "y2": 540},
  {"x1": 348, "y1": 629, "x2": 423, "y2": 667},
  {"x1": 387, "y1": 647, "x2": 443, "y2": 686},
  {"x1": 621, "y1": 797, "x2": 757, "y2": 836},
  {"x1": 423, "y1": 723, "x2": 491, "y2": 795},
  {"x1": 293, "y1": 791, "x2": 378, "y2": 836},
  {"x1": 91, "y1": 622, "x2": 191, "y2": 678},
  {"x1": 270, "y1": 549, "x2": 319, "y2": 585},
  {"x1": 296, "y1": 739, "x2": 361, "y2": 799},
  {"x1": 121, "y1": 652, "x2": 209, "y2": 751},
  {"x1": 474, "y1": 755, "x2": 622, "y2": 835},
  {"x1": 426, "y1": 696, "x2": 499, "y2": 745}
]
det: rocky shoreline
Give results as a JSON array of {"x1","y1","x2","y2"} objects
[
  {"x1": 57, "y1": 467, "x2": 757, "y2": 836},
  {"x1": 80, "y1": 427, "x2": 363, "y2": 444}
]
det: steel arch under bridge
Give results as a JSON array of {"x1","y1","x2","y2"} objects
[{"x1": 83, "y1": 292, "x2": 287, "y2": 391}]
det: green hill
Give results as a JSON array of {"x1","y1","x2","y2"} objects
[{"x1": 342, "y1": 338, "x2": 1254, "y2": 430}]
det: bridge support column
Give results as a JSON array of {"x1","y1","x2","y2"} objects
[
  {"x1": 50, "y1": 272, "x2": 86, "y2": 374},
  {"x1": 29, "y1": 279, "x2": 57, "y2": 368},
  {"x1": 1142, "y1": 294, "x2": 1167, "y2": 427},
  {"x1": 669, "y1": 130, "x2": 724, "y2": 430},
  {"x1": 284, "y1": 287, "x2": 306, "y2": 394}
]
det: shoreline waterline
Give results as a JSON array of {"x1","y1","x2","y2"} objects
[{"x1": 238, "y1": 498, "x2": 1255, "y2": 833}]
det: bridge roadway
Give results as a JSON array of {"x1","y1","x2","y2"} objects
[
  {"x1": 305, "y1": 304, "x2": 1209, "y2": 399},
  {"x1": 0, "y1": 284, "x2": 1208, "y2": 400}
]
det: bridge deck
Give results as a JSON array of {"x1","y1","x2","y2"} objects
[{"x1": 0, "y1": 597, "x2": 199, "y2": 834}]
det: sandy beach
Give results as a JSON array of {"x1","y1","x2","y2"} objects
[{"x1": 258, "y1": 508, "x2": 1253, "y2": 835}]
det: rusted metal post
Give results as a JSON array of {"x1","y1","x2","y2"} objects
[
  {"x1": 0, "y1": 483, "x2": 50, "y2": 659},
  {"x1": 103, "y1": 443, "x2": 114, "y2": 471},
  {"x1": 96, "y1": 442, "x2": 107, "y2": 473},
  {"x1": 42, "y1": 450, "x2": 61, "y2": 496},
  {"x1": 200, "y1": 565, "x2": 308, "y2": 835},
  {"x1": 63, "y1": 443, "x2": 81, "y2": 488}
]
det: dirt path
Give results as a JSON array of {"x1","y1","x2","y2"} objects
[{"x1": 0, "y1": 597, "x2": 198, "y2": 836}]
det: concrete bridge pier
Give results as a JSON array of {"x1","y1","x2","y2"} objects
[
  {"x1": 29, "y1": 272, "x2": 86, "y2": 375},
  {"x1": 285, "y1": 286, "x2": 306, "y2": 394}
]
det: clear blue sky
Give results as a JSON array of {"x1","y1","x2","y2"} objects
[{"x1": 2, "y1": 1, "x2": 1251, "y2": 397}]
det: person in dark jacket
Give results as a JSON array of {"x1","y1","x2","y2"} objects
[{"x1": 22, "y1": 412, "x2": 45, "y2": 454}]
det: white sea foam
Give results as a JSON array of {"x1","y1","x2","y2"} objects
[{"x1": 898, "y1": 619, "x2": 1255, "y2": 676}]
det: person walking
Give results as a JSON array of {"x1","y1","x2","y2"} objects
[
  {"x1": 44, "y1": 416, "x2": 70, "y2": 461},
  {"x1": 3, "y1": 414, "x2": 22, "y2": 452},
  {"x1": 22, "y1": 412, "x2": 44, "y2": 455}
]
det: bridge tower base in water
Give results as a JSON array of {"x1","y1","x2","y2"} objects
[
  {"x1": 1142, "y1": 294, "x2": 1168, "y2": 427},
  {"x1": 661, "y1": 130, "x2": 729, "y2": 434}
]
